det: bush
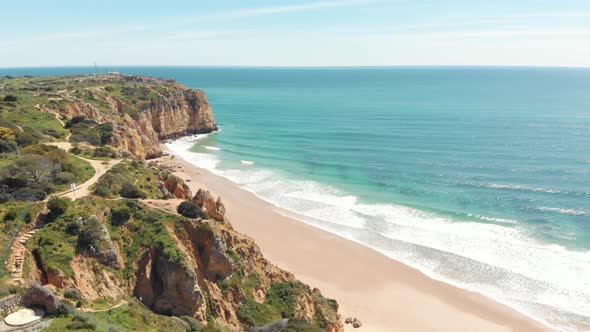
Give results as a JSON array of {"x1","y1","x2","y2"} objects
[
  {"x1": 77, "y1": 218, "x2": 103, "y2": 250},
  {"x1": 281, "y1": 319, "x2": 324, "y2": 332},
  {"x1": 64, "y1": 289, "x2": 81, "y2": 301},
  {"x1": 180, "y1": 316, "x2": 204, "y2": 332},
  {"x1": 96, "y1": 122, "x2": 113, "y2": 145},
  {"x1": 69, "y1": 146, "x2": 83, "y2": 155},
  {"x1": 177, "y1": 201, "x2": 206, "y2": 219},
  {"x1": 15, "y1": 131, "x2": 38, "y2": 147},
  {"x1": 3, "y1": 209, "x2": 17, "y2": 221},
  {"x1": 0, "y1": 139, "x2": 17, "y2": 153},
  {"x1": 119, "y1": 182, "x2": 146, "y2": 199},
  {"x1": 65, "y1": 221, "x2": 80, "y2": 235},
  {"x1": 47, "y1": 197, "x2": 72, "y2": 219},
  {"x1": 93, "y1": 146, "x2": 116, "y2": 158},
  {"x1": 110, "y1": 205, "x2": 131, "y2": 226},
  {"x1": 54, "y1": 172, "x2": 76, "y2": 185},
  {"x1": 0, "y1": 127, "x2": 15, "y2": 141},
  {"x1": 2, "y1": 95, "x2": 17, "y2": 102},
  {"x1": 66, "y1": 314, "x2": 95, "y2": 330},
  {"x1": 237, "y1": 299, "x2": 281, "y2": 327},
  {"x1": 11, "y1": 187, "x2": 47, "y2": 201}
]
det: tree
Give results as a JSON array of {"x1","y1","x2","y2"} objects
[
  {"x1": 11, "y1": 154, "x2": 61, "y2": 183},
  {"x1": 0, "y1": 127, "x2": 15, "y2": 141}
]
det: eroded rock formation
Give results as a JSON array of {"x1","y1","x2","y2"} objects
[{"x1": 193, "y1": 188, "x2": 226, "y2": 221}]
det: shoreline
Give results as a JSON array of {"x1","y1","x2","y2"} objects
[{"x1": 158, "y1": 146, "x2": 554, "y2": 332}]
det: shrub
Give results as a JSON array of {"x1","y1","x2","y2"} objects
[
  {"x1": 3, "y1": 209, "x2": 17, "y2": 221},
  {"x1": 77, "y1": 218, "x2": 103, "y2": 250},
  {"x1": 66, "y1": 314, "x2": 95, "y2": 330},
  {"x1": 0, "y1": 127, "x2": 15, "y2": 141},
  {"x1": 47, "y1": 197, "x2": 72, "y2": 219},
  {"x1": 119, "y1": 182, "x2": 146, "y2": 199},
  {"x1": 54, "y1": 172, "x2": 76, "y2": 185},
  {"x1": 177, "y1": 201, "x2": 206, "y2": 219},
  {"x1": 2, "y1": 95, "x2": 17, "y2": 102},
  {"x1": 64, "y1": 289, "x2": 81, "y2": 301},
  {"x1": 11, "y1": 188, "x2": 47, "y2": 201},
  {"x1": 281, "y1": 319, "x2": 324, "y2": 332},
  {"x1": 110, "y1": 205, "x2": 131, "y2": 226},
  {"x1": 15, "y1": 131, "x2": 38, "y2": 147},
  {"x1": 180, "y1": 316, "x2": 204, "y2": 332},
  {"x1": 266, "y1": 281, "x2": 306, "y2": 318},
  {"x1": 65, "y1": 221, "x2": 81, "y2": 235},
  {"x1": 69, "y1": 146, "x2": 83, "y2": 155},
  {"x1": 237, "y1": 299, "x2": 281, "y2": 327},
  {"x1": 0, "y1": 139, "x2": 17, "y2": 153},
  {"x1": 93, "y1": 146, "x2": 116, "y2": 158},
  {"x1": 96, "y1": 122, "x2": 113, "y2": 145}
]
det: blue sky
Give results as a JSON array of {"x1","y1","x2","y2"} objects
[{"x1": 2, "y1": 0, "x2": 590, "y2": 67}]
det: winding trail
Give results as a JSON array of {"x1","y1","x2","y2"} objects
[
  {"x1": 45, "y1": 141, "x2": 121, "y2": 201},
  {"x1": 78, "y1": 300, "x2": 128, "y2": 313},
  {"x1": 5, "y1": 113, "x2": 121, "y2": 286}
]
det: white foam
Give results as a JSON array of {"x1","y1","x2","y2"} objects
[
  {"x1": 241, "y1": 160, "x2": 255, "y2": 165},
  {"x1": 166, "y1": 136, "x2": 590, "y2": 331},
  {"x1": 205, "y1": 146, "x2": 221, "y2": 151},
  {"x1": 468, "y1": 213, "x2": 517, "y2": 224},
  {"x1": 536, "y1": 207, "x2": 589, "y2": 216}
]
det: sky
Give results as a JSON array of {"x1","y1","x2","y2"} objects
[{"x1": 1, "y1": 0, "x2": 590, "y2": 67}]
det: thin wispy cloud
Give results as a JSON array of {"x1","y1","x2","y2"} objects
[{"x1": 185, "y1": 0, "x2": 384, "y2": 22}]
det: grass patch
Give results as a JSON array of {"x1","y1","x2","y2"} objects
[
  {"x1": 92, "y1": 160, "x2": 166, "y2": 199},
  {"x1": 43, "y1": 298, "x2": 188, "y2": 332}
]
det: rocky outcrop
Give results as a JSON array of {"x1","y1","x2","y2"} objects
[
  {"x1": 193, "y1": 189, "x2": 226, "y2": 221},
  {"x1": 163, "y1": 174, "x2": 192, "y2": 199},
  {"x1": 21, "y1": 285, "x2": 61, "y2": 314},
  {"x1": 134, "y1": 248, "x2": 204, "y2": 317},
  {"x1": 57, "y1": 75, "x2": 217, "y2": 159},
  {"x1": 78, "y1": 216, "x2": 121, "y2": 269}
]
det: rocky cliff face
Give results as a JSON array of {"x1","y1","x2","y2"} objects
[
  {"x1": 55, "y1": 75, "x2": 217, "y2": 158},
  {"x1": 30, "y1": 197, "x2": 342, "y2": 331}
]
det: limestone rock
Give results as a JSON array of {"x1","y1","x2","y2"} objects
[
  {"x1": 60, "y1": 76, "x2": 218, "y2": 159},
  {"x1": 21, "y1": 285, "x2": 62, "y2": 314},
  {"x1": 345, "y1": 317, "x2": 354, "y2": 324},
  {"x1": 352, "y1": 318, "x2": 362, "y2": 328},
  {"x1": 134, "y1": 248, "x2": 203, "y2": 317},
  {"x1": 78, "y1": 216, "x2": 121, "y2": 269},
  {"x1": 163, "y1": 174, "x2": 192, "y2": 199},
  {"x1": 192, "y1": 189, "x2": 225, "y2": 221}
]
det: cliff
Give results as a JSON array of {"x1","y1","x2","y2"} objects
[
  {"x1": 46, "y1": 74, "x2": 218, "y2": 158},
  {"x1": 28, "y1": 196, "x2": 342, "y2": 331}
]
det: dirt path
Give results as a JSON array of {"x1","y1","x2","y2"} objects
[
  {"x1": 5, "y1": 113, "x2": 121, "y2": 286},
  {"x1": 78, "y1": 300, "x2": 128, "y2": 313},
  {"x1": 45, "y1": 142, "x2": 121, "y2": 201}
]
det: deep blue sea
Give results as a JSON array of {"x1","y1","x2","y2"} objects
[{"x1": 2, "y1": 67, "x2": 589, "y2": 330}]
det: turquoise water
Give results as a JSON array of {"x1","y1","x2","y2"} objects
[{"x1": 3, "y1": 67, "x2": 590, "y2": 330}]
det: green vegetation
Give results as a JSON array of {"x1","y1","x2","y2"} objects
[
  {"x1": 0, "y1": 144, "x2": 94, "y2": 202},
  {"x1": 92, "y1": 160, "x2": 165, "y2": 199},
  {"x1": 47, "y1": 197, "x2": 72, "y2": 220},
  {"x1": 177, "y1": 200, "x2": 207, "y2": 219},
  {"x1": 44, "y1": 298, "x2": 188, "y2": 332},
  {"x1": 70, "y1": 144, "x2": 117, "y2": 160},
  {"x1": 65, "y1": 116, "x2": 113, "y2": 146}
]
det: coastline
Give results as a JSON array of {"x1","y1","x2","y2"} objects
[{"x1": 158, "y1": 145, "x2": 554, "y2": 332}]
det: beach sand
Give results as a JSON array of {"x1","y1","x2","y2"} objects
[{"x1": 157, "y1": 148, "x2": 553, "y2": 332}]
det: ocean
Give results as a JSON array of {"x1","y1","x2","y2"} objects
[{"x1": 2, "y1": 66, "x2": 589, "y2": 330}]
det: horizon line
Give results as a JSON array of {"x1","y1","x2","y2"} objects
[{"x1": 2, "y1": 64, "x2": 590, "y2": 70}]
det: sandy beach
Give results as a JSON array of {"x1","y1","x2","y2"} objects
[{"x1": 157, "y1": 147, "x2": 553, "y2": 332}]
